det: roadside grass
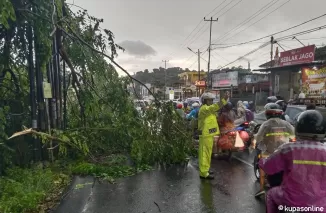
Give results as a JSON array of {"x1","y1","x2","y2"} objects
[{"x1": 0, "y1": 154, "x2": 152, "y2": 213}]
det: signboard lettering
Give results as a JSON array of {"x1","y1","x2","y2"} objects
[
  {"x1": 212, "y1": 71, "x2": 238, "y2": 87},
  {"x1": 301, "y1": 66, "x2": 326, "y2": 98},
  {"x1": 278, "y1": 45, "x2": 315, "y2": 67},
  {"x1": 195, "y1": 80, "x2": 206, "y2": 87}
]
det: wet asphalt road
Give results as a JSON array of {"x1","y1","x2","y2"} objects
[{"x1": 54, "y1": 152, "x2": 265, "y2": 213}]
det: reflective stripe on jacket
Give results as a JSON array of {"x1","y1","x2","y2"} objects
[
  {"x1": 198, "y1": 99, "x2": 227, "y2": 137},
  {"x1": 259, "y1": 140, "x2": 326, "y2": 208}
]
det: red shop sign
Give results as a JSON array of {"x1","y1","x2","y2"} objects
[
  {"x1": 195, "y1": 80, "x2": 206, "y2": 87},
  {"x1": 279, "y1": 45, "x2": 315, "y2": 67}
]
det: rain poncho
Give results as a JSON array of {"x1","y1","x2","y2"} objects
[
  {"x1": 198, "y1": 98, "x2": 227, "y2": 177},
  {"x1": 186, "y1": 107, "x2": 199, "y2": 119},
  {"x1": 234, "y1": 101, "x2": 246, "y2": 125},
  {"x1": 187, "y1": 107, "x2": 200, "y2": 131},
  {"x1": 259, "y1": 140, "x2": 326, "y2": 212},
  {"x1": 176, "y1": 108, "x2": 185, "y2": 118},
  {"x1": 218, "y1": 108, "x2": 236, "y2": 133},
  {"x1": 255, "y1": 118, "x2": 294, "y2": 155}
]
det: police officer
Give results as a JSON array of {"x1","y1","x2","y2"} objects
[{"x1": 198, "y1": 91, "x2": 229, "y2": 179}]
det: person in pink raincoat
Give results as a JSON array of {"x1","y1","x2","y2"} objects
[{"x1": 259, "y1": 110, "x2": 326, "y2": 213}]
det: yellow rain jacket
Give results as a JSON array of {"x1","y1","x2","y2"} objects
[
  {"x1": 198, "y1": 99, "x2": 227, "y2": 137},
  {"x1": 198, "y1": 98, "x2": 227, "y2": 178}
]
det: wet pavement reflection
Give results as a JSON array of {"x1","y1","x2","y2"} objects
[{"x1": 54, "y1": 153, "x2": 265, "y2": 213}]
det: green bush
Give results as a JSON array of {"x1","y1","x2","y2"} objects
[{"x1": 0, "y1": 167, "x2": 69, "y2": 213}]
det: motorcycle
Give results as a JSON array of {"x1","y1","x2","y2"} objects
[
  {"x1": 256, "y1": 172, "x2": 301, "y2": 213},
  {"x1": 213, "y1": 127, "x2": 250, "y2": 160},
  {"x1": 253, "y1": 137, "x2": 296, "y2": 181},
  {"x1": 234, "y1": 122, "x2": 251, "y2": 148}
]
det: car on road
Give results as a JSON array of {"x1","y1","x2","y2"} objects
[
  {"x1": 185, "y1": 97, "x2": 201, "y2": 107},
  {"x1": 252, "y1": 104, "x2": 326, "y2": 126}
]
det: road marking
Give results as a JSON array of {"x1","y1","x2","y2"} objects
[{"x1": 232, "y1": 156, "x2": 254, "y2": 168}]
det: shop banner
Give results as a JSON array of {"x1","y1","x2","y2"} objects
[
  {"x1": 279, "y1": 45, "x2": 315, "y2": 67},
  {"x1": 301, "y1": 66, "x2": 326, "y2": 97},
  {"x1": 195, "y1": 80, "x2": 206, "y2": 87},
  {"x1": 212, "y1": 71, "x2": 238, "y2": 87}
]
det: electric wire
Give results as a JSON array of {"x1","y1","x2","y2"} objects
[
  {"x1": 212, "y1": 0, "x2": 281, "y2": 45},
  {"x1": 220, "y1": 0, "x2": 292, "y2": 43}
]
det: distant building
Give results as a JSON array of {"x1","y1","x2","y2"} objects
[{"x1": 178, "y1": 71, "x2": 207, "y2": 98}]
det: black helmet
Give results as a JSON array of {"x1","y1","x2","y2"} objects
[
  {"x1": 296, "y1": 110, "x2": 326, "y2": 141},
  {"x1": 264, "y1": 103, "x2": 283, "y2": 119},
  {"x1": 264, "y1": 103, "x2": 281, "y2": 110},
  {"x1": 275, "y1": 100, "x2": 287, "y2": 112},
  {"x1": 226, "y1": 102, "x2": 233, "y2": 109}
]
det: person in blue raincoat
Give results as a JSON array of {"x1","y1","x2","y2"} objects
[{"x1": 186, "y1": 102, "x2": 200, "y2": 120}]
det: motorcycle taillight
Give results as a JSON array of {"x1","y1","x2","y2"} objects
[{"x1": 227, "y1": 131, "x2": 236, "y2": 136}]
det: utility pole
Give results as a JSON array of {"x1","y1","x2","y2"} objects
[
  {"x1": 187, "y1": 47, "x2": 203, "y2": 96},
  {"x1": 162, "y1": 60, "x2": 169, "y2": 100},
  {"x1": 197, "y1": 49, "x2": 201, "y2": 80},
  {"x1": 187, "y1": 47, "x2": 202, "y2": 80},
  {"x1": 270, "y1": 36, "x2": 274, "y2": 96},
  {"x1": 204, "y1": 17, "x2": 218, "y2": 89}
]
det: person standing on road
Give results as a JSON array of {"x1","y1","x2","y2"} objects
[{"x1": 198, "y1": 91, "x2": 229, "y2": 179}]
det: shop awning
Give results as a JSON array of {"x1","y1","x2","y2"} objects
[{"x1": 254, "y1": 61, "x2": 325, "y2": 72}]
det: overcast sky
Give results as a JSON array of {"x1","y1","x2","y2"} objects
[{"x1": 67, "y1": 0, "x2": 326, "y2": 76}]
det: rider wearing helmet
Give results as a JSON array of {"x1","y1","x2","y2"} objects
[
  {"x1": 254, "y1": 103, "x2": 294, "y2": 155},
  {"x1": 259, "y1": 110, "x2": 326, "y2": 213},
  {"x1": 243, "y1": 101, "x2": 249, "y2": 109},
  {"x1": 266, "y1": 96, "x2": 278, "y2": 103},
  {"x1": 218, "y1": 102, "x2": 236, "y2": 133},
  {"x1": 187, "y1": 102, "x2": 201, "y2": 138},
  {"x1": 186, "y1": 102, "x2": 200, "y2": 120},
  {"x1": 176, "y1": 103, "x2": 185, "y2": 118},
  {"x1": 248, "y1": 101, "x2": 255, "y2": 112},
  {"x1": 275, "y1": 100, "x2": 287, "y2": 112},
  {"x1": 198, "y1": 91, "x2": 229, "y2": 179}
]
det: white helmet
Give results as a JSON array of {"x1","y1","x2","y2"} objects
[
  {"x1": 192, "y1": 102, "x2": 200, "y2": 107},
  {"x1": 201, "y1": 92, "x2": 215, "y2": 103}
]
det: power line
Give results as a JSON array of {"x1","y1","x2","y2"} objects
[
  {"x1": 166, "y1": 0, "x2": 229, "y2": 59},
  {"x1": 220, "y1": 0, "x2": 292, "y2": 43},
  {"x1": 219, "y1": 42, "x2": 270, "y2": 69},
  {"x1": 217, "y1": 24, "x2": 326, "y2": 69},
  {"x1": 186, "y1": 0, "x2": 243, "y2": 49},
  {"x1": 209, "y1": 13, "x2": 326, "y2": 49},
  {"x1": 211, "y1": 0, "x2": 235, "y2": 17},
  {"x1": 206, "y1": 0, "x2": 229, "y2": 17},
  {"x1": 182, "y1": 0, "x2": 229, "y2": 46},
  {"x1": 216, "y1": 0, "x2": 244, "y2": 18},
  {"x1": 212, "y1": 0, "x2": 280, "y2": 44}
]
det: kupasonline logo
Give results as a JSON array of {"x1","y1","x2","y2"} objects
[{"x1": 278, "y1": 205, "x2": 324, "y2": 212}]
